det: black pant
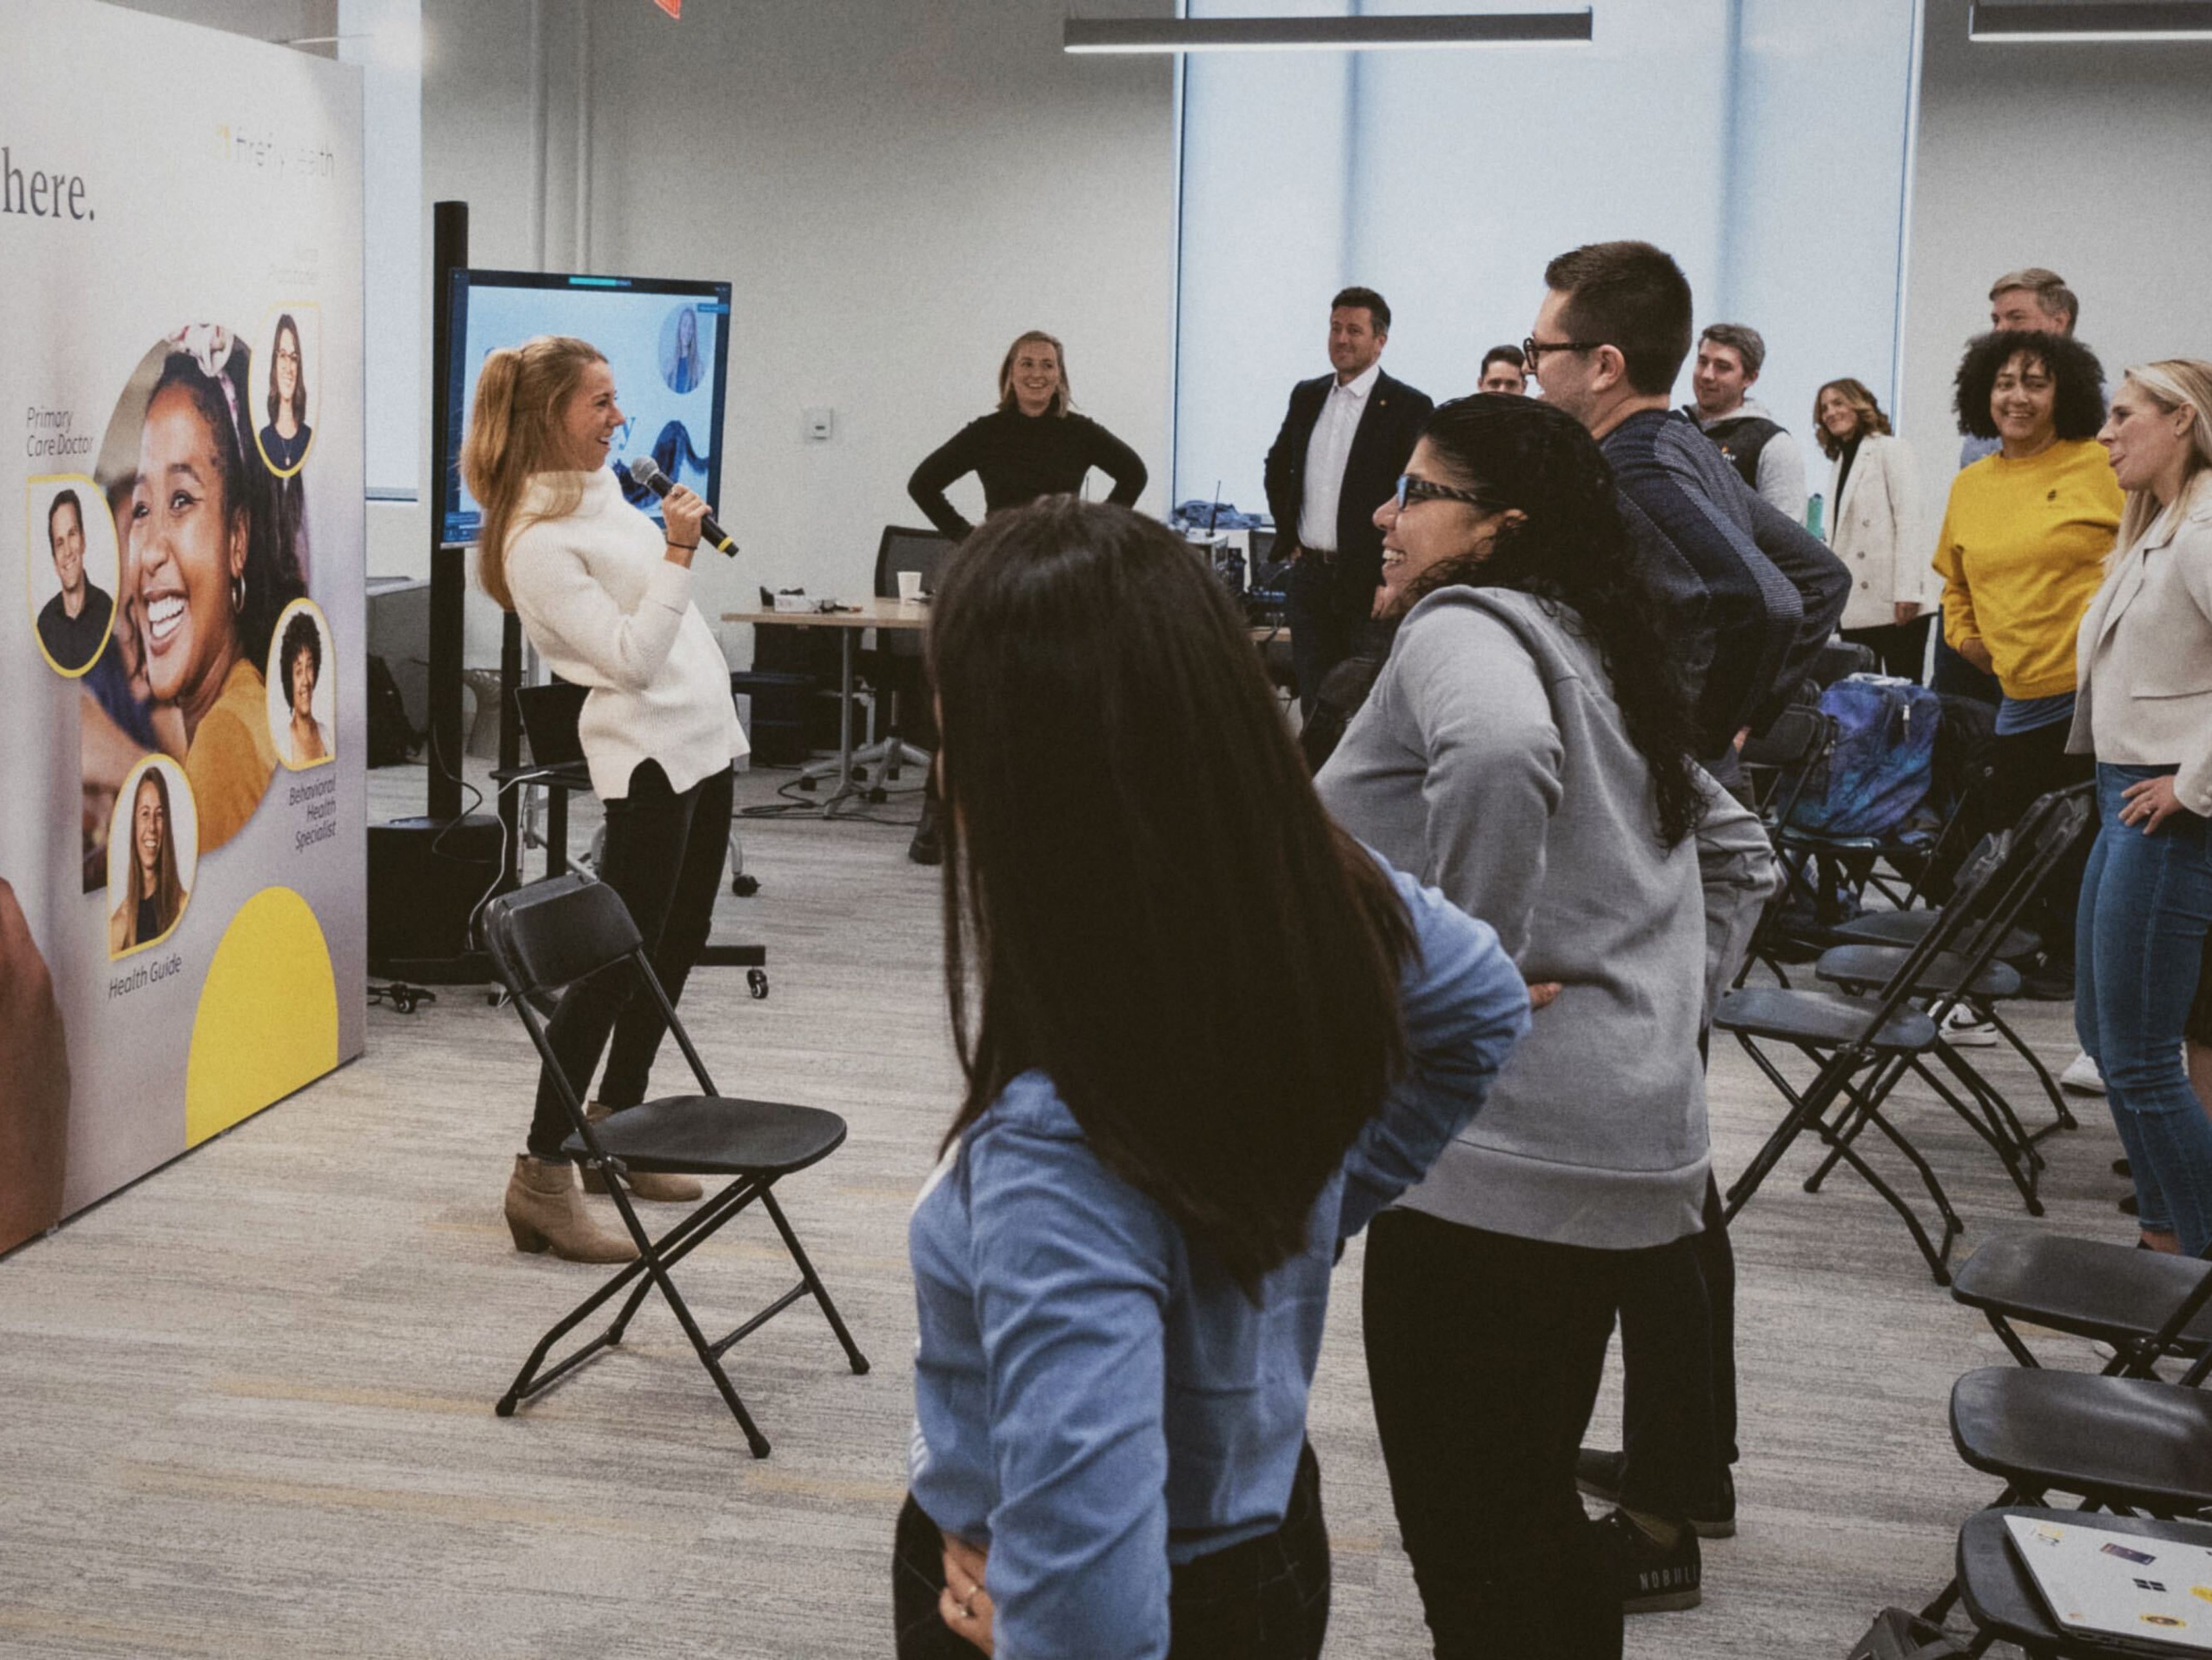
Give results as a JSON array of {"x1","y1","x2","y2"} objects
[
  {"x1": 1617, "y1": 1174, "x2": 1735, "y2": 1510},
  {"x1": 526, "y1": 760, "x2": 734, "y2": 1157},
  {"x1": 1984, "y1": 716, "x2": 2095, "y2": 969},
  {"x1": 1363, "y1": 1209, "x2": 1634, "y2": 1659},
  {"x1": 1931, "y1": 627, "x2": 2001, "y2": 705},
  {"x1": 1284, "y1": 553, "x2": 1363, "y2": 718},
  {"x1": 891, "y1": 1445, "x2": 1329, "y2": 1659},
  {"x1": 1841, "y1": 613, "x2": 1933, "y2": 683}
]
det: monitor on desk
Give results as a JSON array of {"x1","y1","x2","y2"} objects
[{"x1": 441, "y1": 268, "x2": 733, "y2": 546}]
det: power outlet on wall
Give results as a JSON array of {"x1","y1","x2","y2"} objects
[{"x1": 802, "y1": 406, "x2": 835, "y2": 442}]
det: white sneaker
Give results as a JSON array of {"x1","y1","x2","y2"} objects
[
  {"x1": 2059, "y1": 1051, "x2": 2106, "y2": 1095},
  {"x1": 1942, "y1": 1006, "x2": 1998, "y2": 1048}
]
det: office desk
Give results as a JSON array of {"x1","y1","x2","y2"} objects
[{"x1": 722, "y1": 598, "x2": 930, "y2": 818}]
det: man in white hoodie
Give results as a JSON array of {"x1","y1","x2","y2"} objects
[{"x1": 1683, "y1": 323, "x2": 1809, "y2": 522}]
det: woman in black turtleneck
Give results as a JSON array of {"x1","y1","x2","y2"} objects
[{"x1": 907, "y1": 330, "x2": 1148, "y2": 538}]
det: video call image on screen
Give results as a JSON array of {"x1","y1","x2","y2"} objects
[{"x1": 443, "y1": 270, "x2": 731, "y2": 545}]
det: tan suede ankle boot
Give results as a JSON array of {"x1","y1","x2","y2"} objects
[
  {"x1": 504, "y1": 1154, "x2": 640, "y2": 1262},
  {"x1": 580, "y1": 1103, "x2": 704, "y2": 1202}
]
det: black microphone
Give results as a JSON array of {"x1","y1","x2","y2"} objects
[{"x1": 627, "y1": 455, "x2": 737, "y2": 556}]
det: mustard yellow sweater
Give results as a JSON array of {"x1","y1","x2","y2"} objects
[{"x1": 1933, "y1": 439, "x2": 2122, "y2": 700}]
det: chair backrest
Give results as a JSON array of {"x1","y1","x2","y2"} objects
[
  {"x1": 875, "y1": 526, "x2": 953, "y2": 660},
  {"x1": 1872, "y1": 783, "x2": 2093, "y2": 1011},
  {"x1": 481, "y1": 873, "x2": 643, "y2": 997},
  {"x1": 1743, "y1": 707, "x2": 1833, "y2": 820}
]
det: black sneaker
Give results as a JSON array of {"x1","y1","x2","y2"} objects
[
  {"x1": 1595, "y1": 1506, "x2": 1702, "y2": 1614},
  {"x1": 1574, "y1": 1448, "x2": 1736, "y2": 1539}
]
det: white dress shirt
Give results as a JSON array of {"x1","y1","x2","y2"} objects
[{"x1": 1298, "y1": 361, "x2": 1380, "y2": 552}]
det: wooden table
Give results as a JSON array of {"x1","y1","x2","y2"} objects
[{"x1": 722, "y1": 597, "x2": 931, "y2": 818}]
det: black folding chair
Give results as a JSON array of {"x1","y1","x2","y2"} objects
[
  {"x1": 1915, "y1": 1260, "x2": 2212, "y2": 1634},
  {"x1": 480, "y1": 873, "x2": 869, "y2": 1456},
  {"x1": 1717, "y1": 786, "x2": 2095, "y2": 1282},
  {"x1": 1951, "y1": 1232, "x2": 2212, "y2": 1375},
  {"x1": 1954, "y1": 1508, "x2": 2212, "y2": 1658}
]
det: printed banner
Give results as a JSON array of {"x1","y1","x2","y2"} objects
[{"x1": 1, "y1": 0, "x2": 366, "y2": 1254}]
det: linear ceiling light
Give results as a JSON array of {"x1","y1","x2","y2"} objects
[
  {"x1": 1064, "y1": 12, "x2": 1594, "y2": 53},
  {"x1": 1968, "y1": 1, "x2": 2212, "y2": 40}
]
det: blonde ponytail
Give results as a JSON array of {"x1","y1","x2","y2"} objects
[{"x1": 460, "y1": 335, "x2": 606, "y2": 610}]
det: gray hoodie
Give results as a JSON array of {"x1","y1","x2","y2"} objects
[{"x1": 1317, "y1": 585, "x2": 1776, "y2": 1250}]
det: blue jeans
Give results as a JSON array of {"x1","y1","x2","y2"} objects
[{"x1": 2076, "y1": 764, "x2": 2212, "y2": 1250}]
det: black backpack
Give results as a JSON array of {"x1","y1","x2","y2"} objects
[
  {"x1": 366, "y1": 653, "x2": 419, "y2": 767},
  {"x1": 1846, "y1": 1608, "x2": 1970, "y2": 1659}
]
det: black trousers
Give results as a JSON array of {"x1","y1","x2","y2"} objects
[
  {"x1": 1984, "y1": 717, "x2": 2095, "y2": 969},
  {"x1": 1841, "y1": 613, "x2": 1934, "y2": 683},
  {"x1": 1283, "y1": 553, "x2": 1366, "y2": 718},
  {"x1": 892, "y1": 1445, "x2": 1329, "y2": 1659},
  {"x1": 526, "y1": 759, "x2": 734, "y2": 1158},
  {"x1": 1931, "y1": 628, "x2": 2001, "y2": 705},
  {"x1": 1364, "y1": 1209, "x2": 1638, "y2": 1660},
  {"x1": 1617, "y1": 1174, "x2": 1736, "y2": 1509}
]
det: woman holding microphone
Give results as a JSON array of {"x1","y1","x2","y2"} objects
[{"x1": 464, "y1": 334, "x2": 747, "y2": 1264}]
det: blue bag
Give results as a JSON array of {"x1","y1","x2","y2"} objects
[{"x1": 1786, "y1": 673, "x2": 1939, "y2": 838}]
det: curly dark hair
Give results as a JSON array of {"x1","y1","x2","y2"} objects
[
  {"x1": 280, "y1": 608, "x2": 322, "y2": 691},
  {"x1": 1953, "y1": 329, "x2": 2107, "y2": 442},
  {"x1": 1406, "y1": 394, "x2": 1706, "y2": 847}
]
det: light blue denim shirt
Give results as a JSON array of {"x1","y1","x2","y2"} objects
[{"x1": 905, "y1": 860, "x2": 1529, "y2": 1659}]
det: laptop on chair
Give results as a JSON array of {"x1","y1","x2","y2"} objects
[
  {"x1": 2007, "y1": 1514, "x2": 2212, "y2": 1655},
  {"x1": 513, "y1": 681, "x2": 590, "y2": 772}
]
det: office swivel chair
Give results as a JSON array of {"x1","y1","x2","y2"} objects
[{"x1": 798, "y1": 525, "x2": 950, "y2": 798}]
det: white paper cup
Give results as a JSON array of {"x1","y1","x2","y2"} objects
[{"x1": 897, "y1": 571, "x2": 924, "y2": 602}]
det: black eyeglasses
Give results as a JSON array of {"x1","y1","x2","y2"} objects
[
  {"x1": 1522, "y1": 335, "x2": 1606, "y2": 370},
  {"x1": 1394, "y1": 474, "x2": 1497, "y2": 514}
]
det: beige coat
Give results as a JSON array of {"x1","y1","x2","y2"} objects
[
  {"x1": 2068, "y1": 480, "x2": 2212, "y2": 815},
  {"x1": 1826, "y1": 432, "x2": 1930, "y2": 632}
]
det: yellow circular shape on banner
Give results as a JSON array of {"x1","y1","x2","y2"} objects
[{"x1": 186, "y1": 886, "x2": 339, "y2": 1147}]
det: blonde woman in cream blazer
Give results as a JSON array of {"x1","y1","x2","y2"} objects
[
  {"x1": 1815, "y1": 379, "x2": 1930, "y2": 681},
  {"x1": 2069, "y1": 359, "x2": 2212, "y2": 1257}
]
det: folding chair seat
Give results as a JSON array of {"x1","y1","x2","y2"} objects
[
  {"x1": 481, "y1": 872, "x2": 869, "y2": 1457},
  {"x1": 1718, "y1": 786, "x2": 2095, "y2": 1282},
  {"x1": 1951, "y1": 1233, "x2": 2212, "y2": 1372},
  {"x1": 1823, "y1": 916, "x2": 2075, "y2": 1144},
  {"x1": 1954, "y1": 1507, "x2": 2212, "y2": 1659},
  {"x1": 1815, "y1": 942, "x2": 2076, "y2": 1156},
  {"x1": 1950, "y1": 1367, "x2": 2212, "y2": 1513},
  {"x1": 1834, "y1": 910, "x2": 2039, "y2": 962}
]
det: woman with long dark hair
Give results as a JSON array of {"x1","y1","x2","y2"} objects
[
  {"x1": 898, "y1": 498, "x2": 1529, "y2": 1659},
  {"x1": 465, "y1": 335, "x2": 748, "y2": 1264},
  {"x1": 109, "y1": 767, "x2": 188, "y2": 955},
  {"x1": 130, "y1": 334, "x2": 303, "y2": 852},
  {"x1": 259, "y1": 312, "x2": 313, "y2": 583},
  {"x1": 1316, "y1": 394, "x2": 1772, "y2": 1654}
]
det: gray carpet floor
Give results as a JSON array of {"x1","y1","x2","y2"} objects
[{"x1": 0, "y1": 757, "x2": 2140, "y2": 1657}]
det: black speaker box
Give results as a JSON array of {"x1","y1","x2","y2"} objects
[{"x1": 368, "y1": 814, "x2": 504, "y2": 983}]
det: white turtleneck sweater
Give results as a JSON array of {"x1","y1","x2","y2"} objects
[{"x1": 505, "y1": 468, "x2": 746, "y2": 799}]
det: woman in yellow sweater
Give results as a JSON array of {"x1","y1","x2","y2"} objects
[{"x1": 1933, "y1": 329, "x2": 2120, "y2": 991}]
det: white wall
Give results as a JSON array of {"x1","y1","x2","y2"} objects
[
  {"x1": 1900, "y1": 1, "x2": 2212, "y2": 522},
  {"x1": 1173, "y1": 0, "x2": 1920, "y2": 522},
  {"x1": 400, "y1": 0, "x2": 1178, "y2": 667}
]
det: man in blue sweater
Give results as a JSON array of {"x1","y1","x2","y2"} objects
[{"x1": 1524, "y1": 239, "x2": 1847, "y2": 1610}]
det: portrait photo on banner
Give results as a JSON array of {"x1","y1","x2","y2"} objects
[
  {"x1": 25, "y1": 473, "x2": 119, "y2": 679},
  {"x1": 105, "y1": 753, "x2": 198, "y2": 959},
  {"x1": 265, "y1": 597, "x2": 336, "y2": 770},
  {"x1": 84, "y1": 326, "x2": 307, "y2": 872}
]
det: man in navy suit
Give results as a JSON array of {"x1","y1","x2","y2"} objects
[{"x1": 1264, "y1": 287, "x2": 1433, "y2": 714}]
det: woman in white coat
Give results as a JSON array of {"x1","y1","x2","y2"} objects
[{"x1": 1815, "y1": 379, "x2": 1929, "y2": 681}]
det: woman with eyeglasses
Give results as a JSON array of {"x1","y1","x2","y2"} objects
[
  {"x1": 1316, "y1": 394, "x2": 1773, "y2": 1655},
  {"x1": 900, "y1": 496, "x2": 1530, "y2": 1660}
]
